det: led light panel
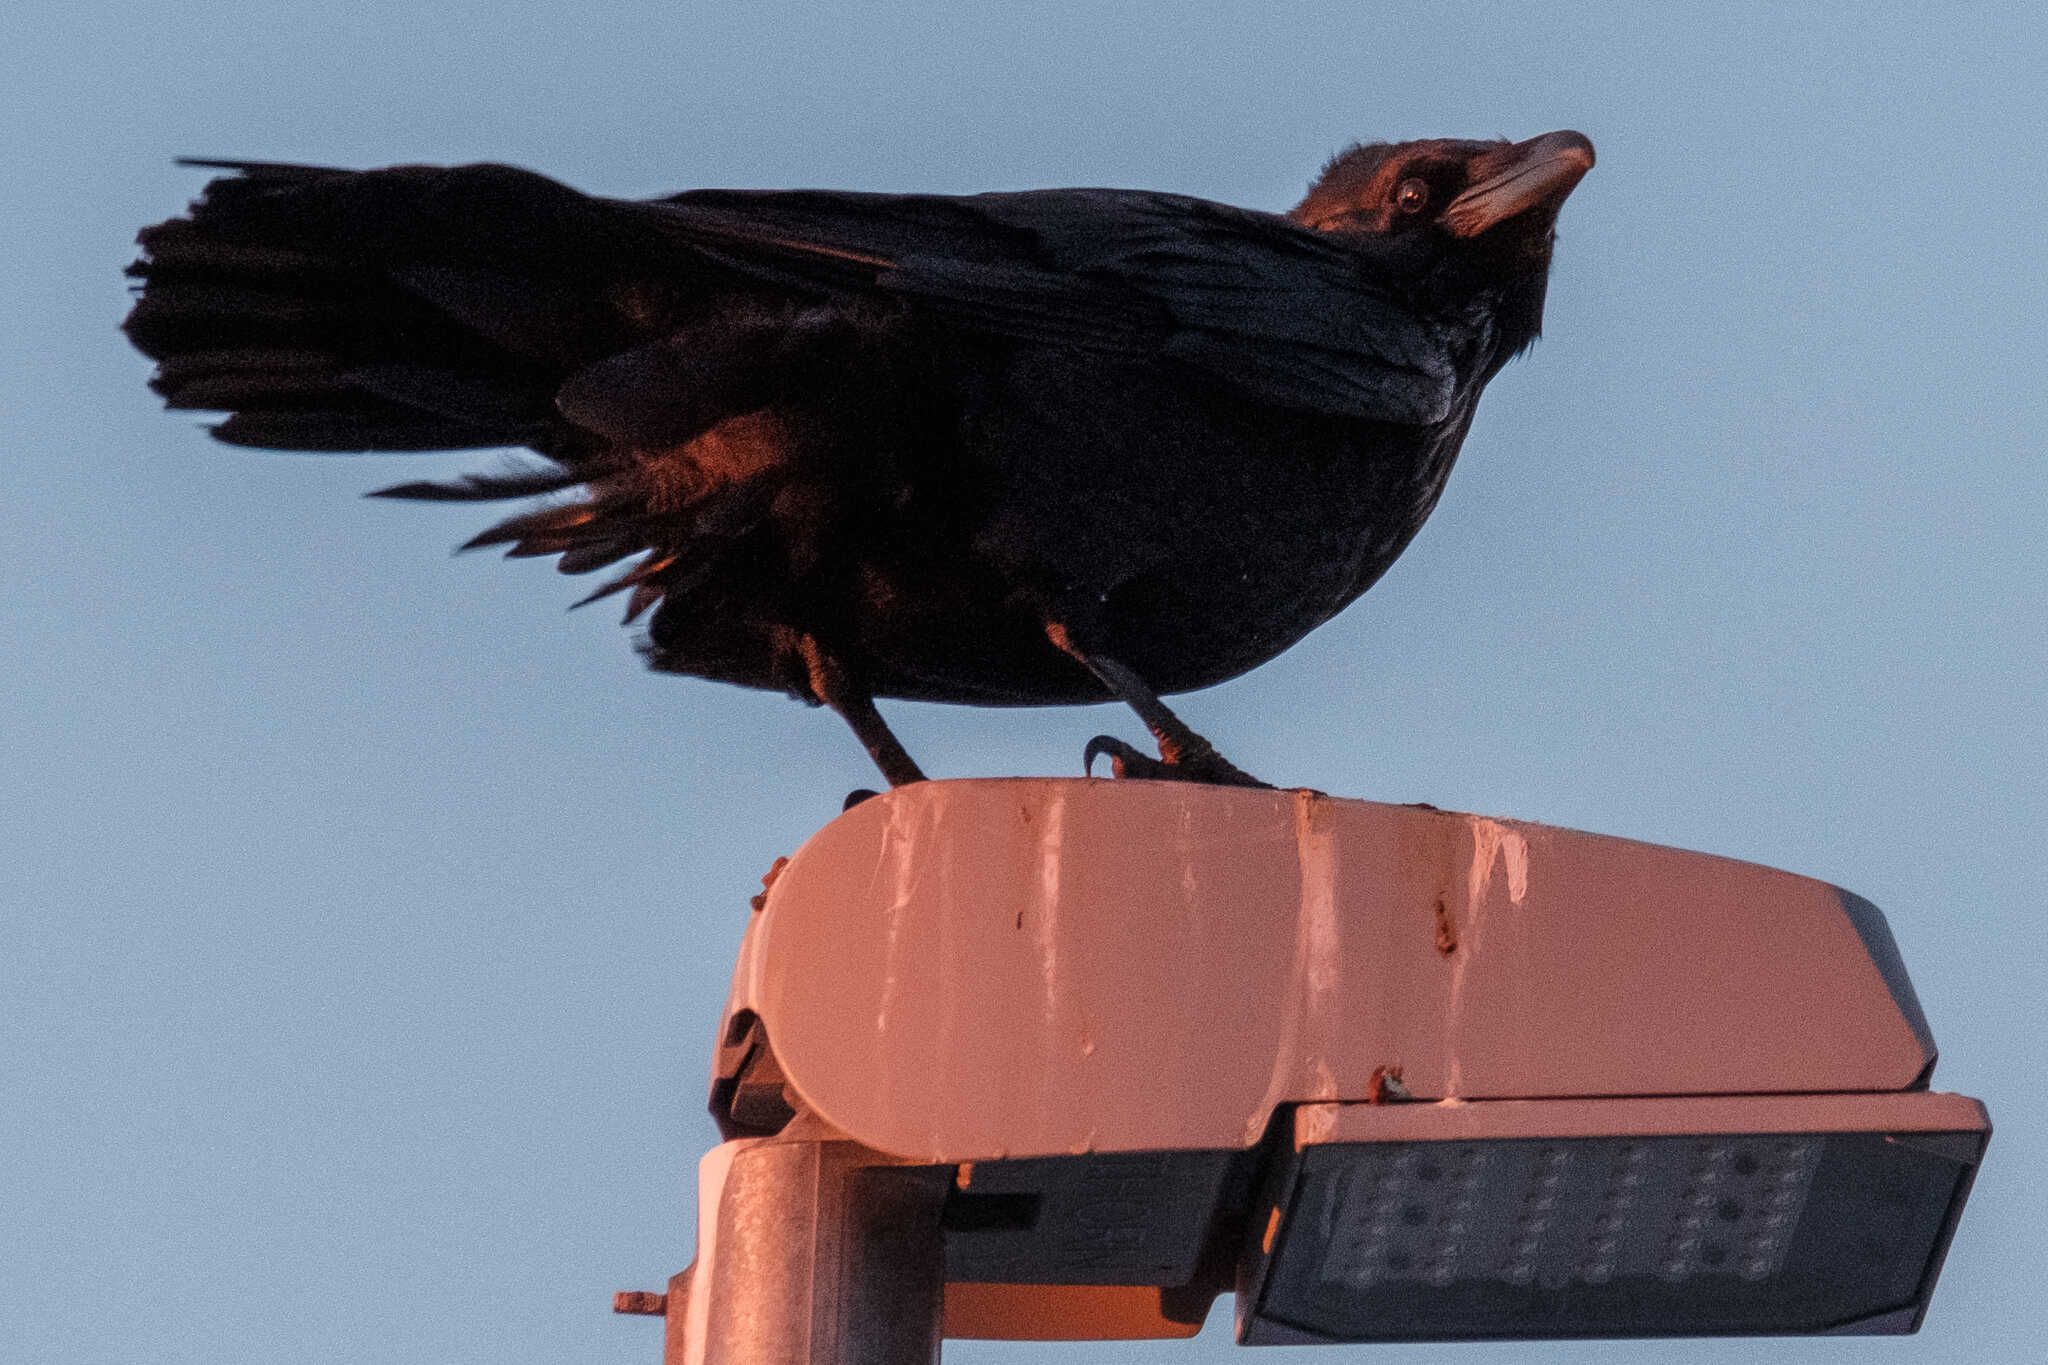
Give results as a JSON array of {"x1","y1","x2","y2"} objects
[
  {"x1": 1246, "y1": 1128, "x2": 1982, "y2": 1343},
  {"x1": 1311, "y1": 1136, "x2": 1821, "y2": 1293}
]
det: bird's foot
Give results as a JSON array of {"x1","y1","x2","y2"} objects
[{"x1": 1082, "y1": 734, "x2": 1270, "y2": 788}]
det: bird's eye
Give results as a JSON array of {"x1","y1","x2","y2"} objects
[{"x1": 1395, "y1": 178, "x2": 1430, "y2": 214}]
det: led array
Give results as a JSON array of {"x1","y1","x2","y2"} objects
[{"x1": 1312, "y1": 1135, "x2": 1822, "y2": 1293}]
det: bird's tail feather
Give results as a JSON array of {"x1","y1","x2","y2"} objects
[
  {"x1": 123, "y1": 161, "x2": 656, "y2": 457},
  {"x1": 126, "y1": 162, "x2": 796, "y2": 651}
]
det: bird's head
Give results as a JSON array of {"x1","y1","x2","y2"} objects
[{"x1": 1295, "y1": 129, "x2": 1594, "y2": 356}]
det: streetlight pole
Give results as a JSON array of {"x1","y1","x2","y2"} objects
[
  {"x1": 702, "y1": 1138, "x2": 945, "y2": 1365},
  {"x1": 622, "y1": 1135, "x2": 947, "y2": 1365}
]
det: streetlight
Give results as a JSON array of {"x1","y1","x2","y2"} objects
[{"x1": 617, "y1": 780, "x2": 1987, "y2": 1360}]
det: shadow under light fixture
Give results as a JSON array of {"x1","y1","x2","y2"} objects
[{"x1": 633, "y1": 779, "x2": 1985, "y2": 1355}]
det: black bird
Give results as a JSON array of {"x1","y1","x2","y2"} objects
[{"x1": 124, "y1": 131, "x2": 1593, "y2": 788}]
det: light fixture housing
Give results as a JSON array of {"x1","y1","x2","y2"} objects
[{"x1": 701, "y1": 779, "x2": 1987, "y2": 1344}]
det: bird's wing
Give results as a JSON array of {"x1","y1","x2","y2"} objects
[{"x1": 648, "y1": 187, "x2": 1459, "y2": 425}]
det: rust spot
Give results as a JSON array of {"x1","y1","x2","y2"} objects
[
  {"x1": 955, "y1": 1162, "x2": 976, "y2": 1190},
  {"x1": 749, "y1": 855, "x2": 790, "y2": 913},
  {"x1": 613, "y1": 1290, "x2": 668, "y2": 1316},
  {"x1": 1261, "y1": 1205, "x2": 1283, "y2": 1255},
  {"x1": 1367, "y1": 1064, "x2": 1410, "y2": 1104},
  {"x1": 1291, "y1": 786, "x2": 1327, "y2": 836},
  {"x1": 1433, "y1": 893, "x2": 1458, "y2": 955}
]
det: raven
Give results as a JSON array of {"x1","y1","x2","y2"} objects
[{"x1": 124, "y1": 131, "x2": 1592, "y2": 788}]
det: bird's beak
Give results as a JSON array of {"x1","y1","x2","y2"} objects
[{"x1": 1441, "y1": 130, "x2": 1595, "y2": 238}]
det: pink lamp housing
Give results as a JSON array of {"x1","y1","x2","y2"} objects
[{"x1": 709, "y1": 780, "x2": 1987, "y2": 1344}]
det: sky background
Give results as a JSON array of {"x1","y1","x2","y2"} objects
[{"x1": 4, "y1": 2, "x2": 2043, "y2": 1361}]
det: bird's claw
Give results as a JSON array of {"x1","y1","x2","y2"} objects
[
  {"x1": 1083, "y1": 734, "x2": 1146, "y2": 778},
  {"x1": 1082, "y1": 734, "x2": 1270, "y2": 788}
]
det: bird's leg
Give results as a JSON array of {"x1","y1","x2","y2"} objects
[
  {"x1": 1043, "y1": 623, "x2": 1267, "y2": 787},
  {"x1": 797, "y1": 635, "x2": 927, "y2": 788}
]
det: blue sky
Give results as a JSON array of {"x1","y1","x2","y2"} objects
[{"x1": 4, "y1": 3, "x2": 2042, "y2": 1361}]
